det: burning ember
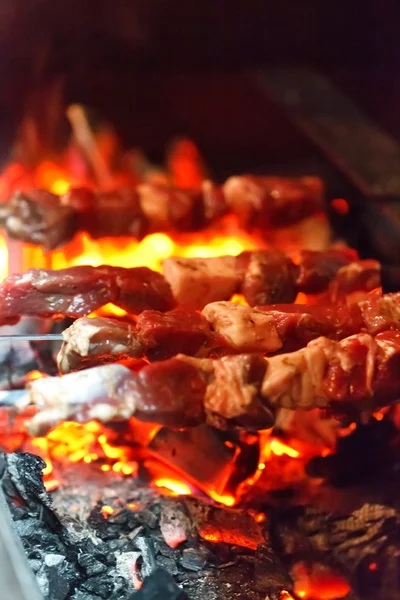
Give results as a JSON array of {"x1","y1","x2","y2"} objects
[{"x1": 0, "y1": 117, "x2": 399, "y2": 600}]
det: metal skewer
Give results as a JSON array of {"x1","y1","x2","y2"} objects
[{"x1": 0, "y1": 334, "x2": 63, "y2": 342}]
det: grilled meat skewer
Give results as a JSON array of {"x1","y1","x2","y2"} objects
[
  {"x1": 1, "y1": 176, "x2": 323, "y2": 250},
  {"x1": 23, "y1": 328, "x2": 400, "y2": 436},
  {"x1": 57, "y1": 291, "x2": 400, "y2": 373}
]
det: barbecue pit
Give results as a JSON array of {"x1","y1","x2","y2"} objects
[{"x1": 1, "y1": 23, "x2": 400, "y2": 598}]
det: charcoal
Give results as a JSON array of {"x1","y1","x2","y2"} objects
[
  {"x1": 156, "y1": 555, "x2": 179, "y2": 575},
  {"x1": 180, "y1": 547, "x2": 210, "y2": 571},
  {"x1": 78, "y1": 554, "x2": 108, "y2": 576},
  {"x1": 80, "y1": 576, "x2": 116, "y2": 598},
  {"x1": 135, "y1": 536, "x2": 157, "y2": 578},
  {"x1": 129, "y1": 567, "x2": 189, "y2": 600},
  {"x1": 160, "y1": 498, "x2": 192, "y2": 548},
  {"x1": 71, "y1": 593, "x2": 103, "y2": 600}
]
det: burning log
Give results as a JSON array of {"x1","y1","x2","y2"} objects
[{"x1": 0, "y1": 175, "x2": 324, "y2": 250}]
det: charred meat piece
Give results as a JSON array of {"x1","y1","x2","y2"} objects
[
  {"x1": 262, "y1": 330, "x2": 400, "y2": 415},
  {"x1": 162, "y1": 255, "x2": 240, "y2": 309},
  {"x1": 0, "y1": 265, "x2": 175, "y2": 326},
  {"x1": 237, "y1": 250, "x2": 298, "y2": 305},
  {"x1": 5, "y1": 189, "x2": 76, "y2": 249},
  {"x1": 136, "y1": 309, "x2": 214, "y2": 360},
  {"x1": 296, "y1": 248, "x2": 358, "y2": 293},
  {"x1": 57, "y1": 316, "x2": 143, "y2": 373},
  {"x1": 223, "y1": 175, "x2": 324, "y2": 228}
]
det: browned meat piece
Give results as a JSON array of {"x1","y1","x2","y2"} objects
[
  {"x1": 202, "y1": 301, "x2": 283, "y2": 353},
  {"x1": 57, "y1": 317, "x2": 144, "y2": 373},
  {"x1": 201, "y1": 180, "x2": 227, "y2": 222},
  {"x1": 329, "y1": 259, "x2": 381, "y2": 300},
  {"x1": 203, "y1": 354, "x2": 274, "y2": 430},
  {"x1": 296, "y1": 248, "x2": 358, "y2": 293},
  {"x1": 238, "y1": 250, "x2": 298, "y2": 305},
  {"x1": 262, "y1": 330, "x2": 400, "y2": 415},
  {"x1": 136, "y1": 309, "x2": 214, "y2": 360},
  {"x1": 0, "y1": 265, "x2": 175, "y2": 326},
  {"x1": 223, "y1": 175, "x2": 324, "y2": 228},
  {"x1": 76, "y1": 188, "x2": 149, "y2": 239},
  {"x1": 162, "y1": 255, "x2": 240, "y2": 309},
  {"x1": 5, "y1": 189, "x2": 76, "y2": 249}
]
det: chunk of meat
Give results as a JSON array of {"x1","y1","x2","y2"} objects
[
  {"x1": 128, "y1": 357, "x2": 207, "y2": 427},
  {"x1": 0, "y1": 265, "x2": 175, "y2": 326},
  {"x1": 329, "y1": 260, "x2": 381, "y2": 300},
  {"x1": 162, "y1": 256, "x2": 240, "y2": 309},
  {"x1": 0, "y1": 266, "x2": 116, "y2": 325},
  {"x1": 223, "y1": 175, "x2": 324, "y2": 227},
  {"x1": 204, "y1": 354, "x2": 274, "y2": 430},
  {"x1": 238, "y1": 250, "x2": 298, "y2": 305},
  {"x1": 262, "y1": 331, "x2": 400, "y2": 414},
  {"x1": 58, "y1": 317, "x2": 144, "y2": 374},
  {"x1": 28, "y1": 363, "x2": 136, "y2": 435},
  {"x1": 5, "y1": 189, "x2": 76, "y2": 249},
  {"x1": 358, "y1": 291, "x2": 400, "y2": 335},
  {"x1": 78, "y1": 188, "x2": 149, "y2": 239},
  {"x1": 102, "y1": 266, "x2": 176, "y2": 314},
  {"x1": 136, "y1": 309, "x2": 213, "y2": 360},
  {"x1": 296, "y1": 249, "x2": 358, "y2": 293},
  {"x1": 202, "y1": 301, "x2": 282, "y2": 353}
]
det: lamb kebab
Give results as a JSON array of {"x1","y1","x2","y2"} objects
[
  {"x1": 1, "y1": 175, "x2": 324, "y2": 249},
  {"x1": 0, "y1": 248, "x2": 379, "y2": 328},
  {"x1": 57, "y1": 290, "x2": 400, "y2": 373},
  {"x1": 18, "y1": 328, "x2": 400, "y2": 436}
]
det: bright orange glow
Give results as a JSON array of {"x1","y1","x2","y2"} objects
[
  {"x1": 44, "y1": 479, "x2": 60, "y2": 492},
  {"x1": 270, "y1": 439, "x2": 301, "y2": 458},
  {"x1": 154, "y1": 478, "x2": 192, "y2": 496},
  {"x1": 101, "y1": 505, "x2": 114, "y2": 518},
  {"x1": 208, "y1": 491, "x2": 236, "y2": 507},
  {"x1": 25, "y1": 370, "x2": 45, "y2": 381},
  {"x1": 331, "y1": 198, "x2": 349, "y2": 215},
  {"x1": 280, "y1": 592, "x2": 296, "y2": 600},
  {"x1": 369, "y1": 562, "x2": 378, "y2": 571},
  {"x1": 0, "y1": 234, "x2": 7, "y2": 281},
  {"x1": 293, "y1": 562, "x2": 351, "y2": 600},
  {"x1": 51, "y1": 178, "x2": 70, "y2": 195}
]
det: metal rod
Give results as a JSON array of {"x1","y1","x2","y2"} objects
[{"x1": 0, "y1": 334, "x2": 63, "y2": 342}]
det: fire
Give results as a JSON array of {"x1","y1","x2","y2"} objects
[
  {"x1": 154, "y1": 478, "x2": 192, "y2": 496},
  {"x1": 270, "y1": 439, "x2": 301, "y2": 458},
  {"x1": 0, "y1": 234, "x2": 7, "y2": 281}
]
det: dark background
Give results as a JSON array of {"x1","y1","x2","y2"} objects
[{"x1": 0, "y1": 0, "x2": 399, "y2": 170}]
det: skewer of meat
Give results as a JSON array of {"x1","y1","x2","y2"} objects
[
  {"x1": 57, "y1": 291, "x2": 400, "y2": 373},
  {"x1": 0, "y1": 265, "x2": 176, "y2": 326},
  {"x1": 22, "y1": 329, "x2": 400, "y2": 436},
  {"x1": 1, "y1": 176, "x2": 323, "y2": 249},
  {"x1": 162, "y1": 249, "x2": 380, "y2": 308},
  {"x1": 0, "y1": 249, "x2": 381, "y2": 327}
]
